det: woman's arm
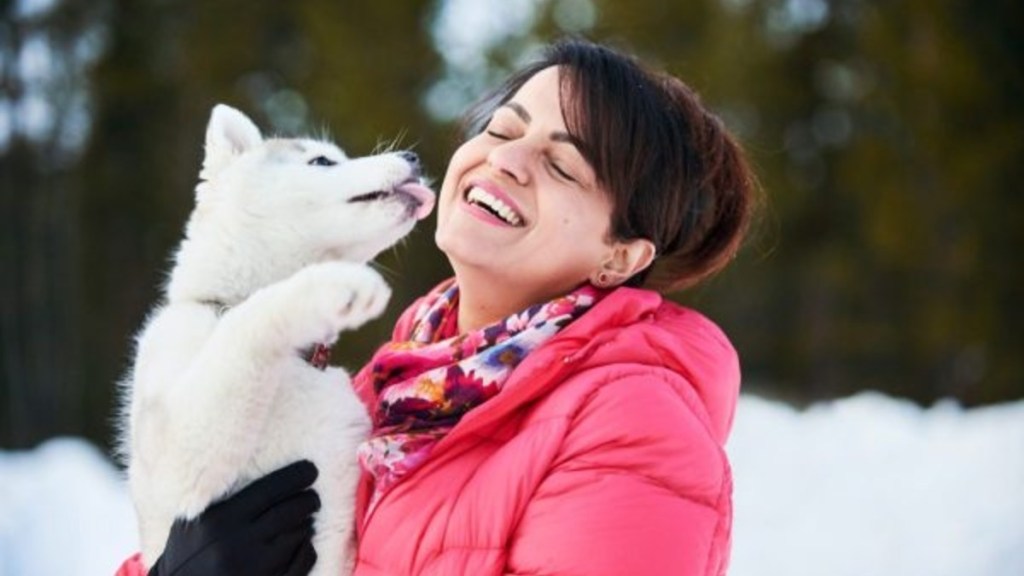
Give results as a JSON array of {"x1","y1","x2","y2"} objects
[{"x1": 506, "y1": 371, "x2": 733, "y2": 576}]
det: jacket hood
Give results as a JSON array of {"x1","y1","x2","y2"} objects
[{"x1": 551, "y1": 287, "x2": 741, "y2": 444}]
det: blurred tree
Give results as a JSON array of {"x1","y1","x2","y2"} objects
[
  {"x1": 568, "y1": 0, "x2": 1024, "y2": 405},
  {"x1": 1, "y1": 0, "x2": 108, "y2": 446},
  {"x1": 2, "y1": 0, "x2": 1021, "y2": 451},
  {"x1": 839, "y1": 0, "x2": 1024, "y2": 403}
]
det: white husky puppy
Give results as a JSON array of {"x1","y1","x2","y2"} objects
[{"x1": 120, "y1": 104, "x2": 434, "y2": 575}]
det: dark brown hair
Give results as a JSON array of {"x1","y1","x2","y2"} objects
[{"x1": 463, "y1": 38, "x2": 757, "y2": 292}]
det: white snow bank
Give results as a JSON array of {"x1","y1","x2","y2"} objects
[
  {"x1": 727, "y1": 392, "x2": 1024, "y2": 576},
  {"x1": 0, "y1": 437, "x2": 138, "y2": 575}
]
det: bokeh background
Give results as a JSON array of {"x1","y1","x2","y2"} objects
[{"x1": 2, "y1": 0, "x2": 1022, "y2": 455}]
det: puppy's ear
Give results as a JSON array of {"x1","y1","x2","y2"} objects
[{"x1": 200, "y1": 104, "x2": 262, "y2": 181}]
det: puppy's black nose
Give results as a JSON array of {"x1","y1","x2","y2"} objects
[{"x1": 399, "y1": 151, "x2": 420, "y2": 169}]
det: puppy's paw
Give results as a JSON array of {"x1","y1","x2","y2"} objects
[{"x1": 281, "y1": 262, "x2": 391, "y2": 345}]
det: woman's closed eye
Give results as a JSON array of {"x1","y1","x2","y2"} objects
[
  {"x1": 484, "y1": 108, "x2": 521, "y2": 141},
  {"x1": 485, "y1": 129, "x2": 512, "y2": 141},
  {"x1": 484, "y1": 119, "x2": 518, "y2": 141},
  {"x1": 548, "y1": 158, "x2": 577, "y2": 183}
]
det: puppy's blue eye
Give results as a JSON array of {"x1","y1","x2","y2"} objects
[{"x1": 309, "y1": 156, "x2": 337, "y2": 166}]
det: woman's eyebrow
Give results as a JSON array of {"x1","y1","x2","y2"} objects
[
  {"x1": 502, "y1": 102, "x2": 531, "y2": 123},
  {"x1": 551, "y1": 131, "x2": 585, "y2": 151}
]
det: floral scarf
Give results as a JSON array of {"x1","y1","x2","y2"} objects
[{"x1": 356, "y1": 282, "x2": 603, "y2": 505}]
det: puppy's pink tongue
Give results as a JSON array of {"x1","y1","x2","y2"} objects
[{"x1": 399, "y1": 182, "x2": 436, "y2": 220}]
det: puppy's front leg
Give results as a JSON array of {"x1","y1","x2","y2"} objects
[{"x1": 161, "y1": 261, "x2": 389, "y2": 517}]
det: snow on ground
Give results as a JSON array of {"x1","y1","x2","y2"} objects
[
  {"x1": 1, "y1": 392, "x2": 1022, "y2": 576},
  {"x1": 728, "y1": 393, "x2": 1024, "y2": 576},
  {"x1": 0, "y1": 437, "x2": 138, "y2": 576}
]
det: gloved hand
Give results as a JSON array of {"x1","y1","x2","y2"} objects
[{"x1": 148, "y1": 460, "x2": 321, "y2": 576}]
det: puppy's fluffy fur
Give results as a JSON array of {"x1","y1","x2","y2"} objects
[{"x1": 118, "y1": 105, "x2": 434, "y2": 575}]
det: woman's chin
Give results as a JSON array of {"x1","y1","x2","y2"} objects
[
  {"x1": 436, "y1": 231, "x2": 504, "y2": 270},
  {"x1": 445, "y1": 252, "x2": 503, "y2": 278}
]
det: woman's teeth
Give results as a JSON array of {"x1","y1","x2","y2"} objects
[{"x1": 466, "y1": 187, "x2": 523, "y2": 226}]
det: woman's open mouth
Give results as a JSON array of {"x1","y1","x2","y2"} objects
[{"x1": 462, "y1": 185, "x2": 524, "y2": 227}]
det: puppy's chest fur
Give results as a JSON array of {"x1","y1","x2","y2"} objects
[{"x1": 128, "y1": 263, "x2": 379, "y2": 574}]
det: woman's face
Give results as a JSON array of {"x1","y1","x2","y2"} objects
[{"x1": 435, "y1": 66, "x2": 616, "y2": 304}]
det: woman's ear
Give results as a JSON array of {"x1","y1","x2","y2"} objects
[{"x1": 591, "y1": 238, "x2": 656, "y2": 287}]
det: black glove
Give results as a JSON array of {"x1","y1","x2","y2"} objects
[{"x1": 149, "y1": 460, "x2": 321, "y2": 576}]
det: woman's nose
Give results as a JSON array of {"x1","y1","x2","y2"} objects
[{"x1": 486, "y1": 138, "x2": 530, "y2": 185}]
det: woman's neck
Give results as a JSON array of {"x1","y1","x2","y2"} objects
[
  {"x1": 452, "y1": 266, "x2": 580, "y2": 334},
  {"x1": 455, "y1": 278, "x2": 525, "y2": 334}
]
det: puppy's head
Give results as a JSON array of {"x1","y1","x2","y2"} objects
[{"x1": 192, "y1": 104, "x2": 434, "y2": 266}]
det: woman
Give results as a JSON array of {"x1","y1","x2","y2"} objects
[{"x1": 118, "y1": 37, "x2": 755, "y2": 576}]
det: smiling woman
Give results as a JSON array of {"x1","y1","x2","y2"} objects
[{"x1": 349, "y1": 38, "x2": 757, "y2": 576}]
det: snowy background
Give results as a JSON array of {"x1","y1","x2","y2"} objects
[{"x1": 2, "y1": 391, "x2": 1022, "y2": 576}]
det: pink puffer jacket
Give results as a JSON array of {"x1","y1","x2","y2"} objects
[
  {"x1": 350, "y1": 285, "x2": 739, "y2": 575},
  {"x1": 116, "y1": 286, "x2": 739, "y2": 576}
]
